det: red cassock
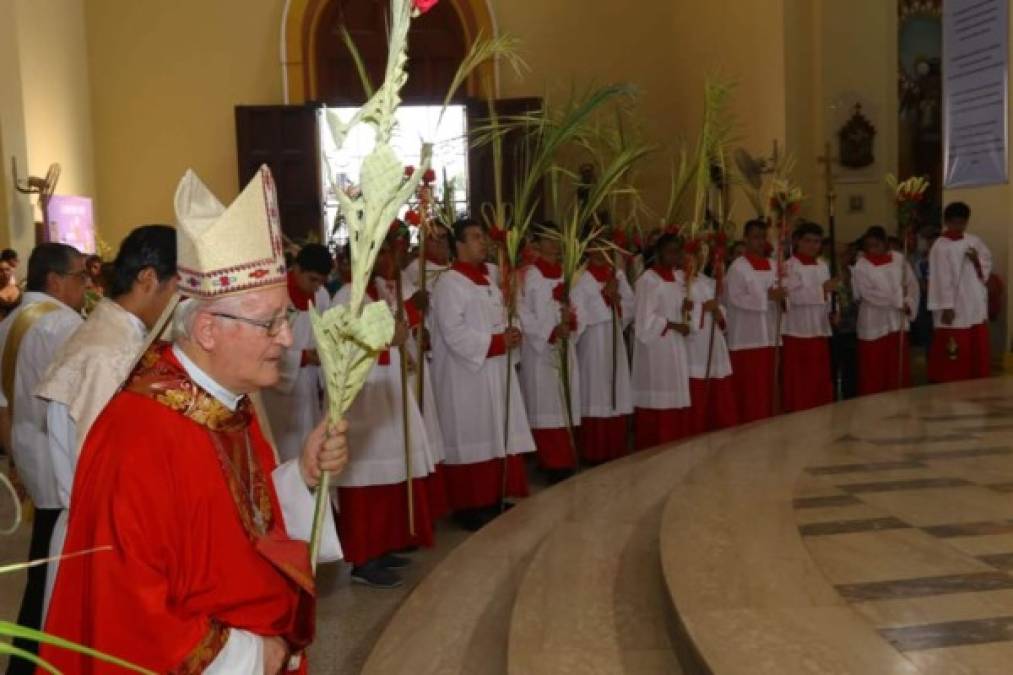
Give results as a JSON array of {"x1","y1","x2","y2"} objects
[
  {"x1": 729, "y1": 347, "x2": 776, "y2": 423},
  {"x1": 928, "y1": 323, "x2": 991, "y2": 383},
  {"x1": 859, "y1": 332, "x2": 911, "y2": 395},
  {"x1": 688, "y1": 377, "x2": 738, "y2": 434},
  {"x1": 780, "y1": 336, "x2": 833, "y2": 413},
  {"x1": 40, "y1": 346, "x2": 315, "y2": 673}
]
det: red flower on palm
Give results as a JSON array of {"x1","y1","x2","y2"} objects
[{"x1": 413, "y1": 0, "x2": 439, "y2": 13}]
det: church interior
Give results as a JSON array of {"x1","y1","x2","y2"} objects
[{"x1": 4, "y1": 0, "x2": 1013, "y2": 673}]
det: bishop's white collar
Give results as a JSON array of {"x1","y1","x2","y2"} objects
[{"x1": 171, "y1": 344, "x2": 243, "y2": 411}]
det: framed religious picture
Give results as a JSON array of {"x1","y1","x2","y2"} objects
[{"x1": 838, "y1": 103, "x2": 877, "y2": 170}]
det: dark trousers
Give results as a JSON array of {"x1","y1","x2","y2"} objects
[
  {"x1": 831, "y1": 331, "x2": 859, "y2": 401},
  {"x1": 6, "y1": 507, "x2": 60, "y2": 675}
]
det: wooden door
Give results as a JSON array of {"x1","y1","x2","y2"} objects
[{"x1": 235, "y1": 104, "x2": 323, "y2": 243}]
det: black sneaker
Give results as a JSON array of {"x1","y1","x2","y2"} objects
[
  {"x1": 351, "y1": 560, "x2": 403, "y2": 588},
  {"x1": 378, "y1": 553, "x2": 412, "y2": 569},
  {"x1": 544, "y1": 468, "x2": 576, "y2": 484},
  {"x1": 453, "y1": 508, "x2": 487, "y2": 532}
]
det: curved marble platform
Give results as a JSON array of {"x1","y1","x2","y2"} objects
[
  {"x1": 364, "y1": 377, "x2": 1013, "y2": 674},
  {"x1": 662, "y1": 377, "x2": 1013, "y2": 674}
]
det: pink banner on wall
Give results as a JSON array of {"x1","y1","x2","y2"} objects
[{"x1": 47, "y1": 195, "x2": 95, "y2": 254}]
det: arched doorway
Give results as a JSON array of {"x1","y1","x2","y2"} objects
[{"x1": 282, "y1": 0, "x2": 497, "y2": 105}]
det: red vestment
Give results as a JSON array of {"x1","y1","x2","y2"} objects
[
  {"x1": 688, "y1": 377, "x2": 738, "y2": 434},
  {"x1": 780, "y1": 336, "x2": 833, "y2": 412},
  {"x1": 579, "y1": 416, "x2": 630, "y2": 463},
  {"x1": 928, "y1": 323, "x2": 991, "y2": 383},
  {"x1": 729, "y1": 347, "x2": 776, "y2": 423},
  {"x1": 858, "y1": 332, "x2": 911, "y2": 395},
  {"x1": 41, "y1": 345, "x2": 315, "y2": 673}
]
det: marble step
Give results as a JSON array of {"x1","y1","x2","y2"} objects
[
  {"x1": 361, "y1": 481, "x2": 571, "y2": 674},
  {"x1": 508, "y1": 499, "x2": 682, "y2": 675}
]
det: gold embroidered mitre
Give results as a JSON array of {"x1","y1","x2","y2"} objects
[{"x1": 173, "y1": 165, "x2": 286, "y2": 298}]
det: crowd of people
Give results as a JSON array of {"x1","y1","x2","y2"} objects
[{"x1": 0, "y1": 165, "x2": 995, "y2": 670}]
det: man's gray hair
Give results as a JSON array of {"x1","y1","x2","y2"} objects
[{"x1": 173, "y1": 294, "x2": 257, "y2": 341}]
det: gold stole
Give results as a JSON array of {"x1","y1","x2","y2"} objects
[{"x1": 1, "y1": 302, "x2": 60, "y2": 415}]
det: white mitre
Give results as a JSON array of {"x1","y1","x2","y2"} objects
[{"x1": 173, "y1": 165, "x2": 287, "y2": 298}]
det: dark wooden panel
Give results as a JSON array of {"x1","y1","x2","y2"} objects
[{"x1": 235, "y1": 104, "x2": 323, "y2": 242}]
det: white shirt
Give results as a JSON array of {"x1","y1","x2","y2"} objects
[
  {"x1": 852, "y1": 252, "x2": 920, "y2": 341},
  {"x1": 723, "y1": 256, "x2": 780, "y2": 350},
  {"x1": 0, "y1": 291, "x2": 82, "y2": 508},
  {"x1": 927, "y1": 232, "x2": 992, "y2": 328},
  {"x1": 782, "y1": 256, "x2": 832, "y2": 338}
]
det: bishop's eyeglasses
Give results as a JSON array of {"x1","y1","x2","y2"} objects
[{"x1": 211, "y1": 309, "x2": 295, "y2": 336}]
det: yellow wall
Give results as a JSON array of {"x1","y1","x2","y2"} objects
[
  {"x1": 17, "y1": 0, "x2": 97, "y2": 201},
  {"x1": 84, "y1": 0, "x2": 797, "y2": 243},
  {"x1": 84, "y1": 0, "x2": 285, "y2": 242},
  {"x1": 0, "y1": 0, "x2": 31, "y2": 253},
  {"x1": 0, "y1": 0, "x2": 96, "y2": 257},
  {"x1": 785, "y1": 0, "x2": 898, "y2": 245}
]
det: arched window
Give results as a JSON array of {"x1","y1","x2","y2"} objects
[{"x1": 314, "y1": 0, "x2": 468, "y2": 105}]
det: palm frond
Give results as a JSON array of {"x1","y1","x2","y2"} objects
[
  {"x1": 340, "y1": 25, "x2": 375, "y2": 98},
  {"x1": 440, "y1": 33, "x2": 526, "y2": 125}
]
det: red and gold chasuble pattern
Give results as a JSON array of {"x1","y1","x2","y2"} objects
[{"x1": 41, "y1": 344, "x2": 315, "y2": 674}]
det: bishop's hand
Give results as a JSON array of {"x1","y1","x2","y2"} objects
[
  {"x1": 299, "y1": 417, "x2": 350, "y2": 489},
  {"x1": 263, "y1": 636, "x2": 289, "y2": 675}
]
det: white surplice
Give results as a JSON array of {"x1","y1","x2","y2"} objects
[
  {"x1": 430, "y1": 266, "x2": 535, "y2": 464},
  {"x1": 329, "y1": 280, "x2": 435, "y2": 487},
  {"x1": 851, "y1": 252, "x2": 920, "y2": 340},
  {"x1": 783, "y1": 256, "x2": 832, "y2": 338},
  {"x1": 517, "y1": 264, "x2": 584, "y2": 429},
  {"x1": 723, "y1": 255, "x2": 780, "y2": 351},
  {"x1": 927, "y1": 233, "x2": 992, "y2": 328},
  {"x1": 679, "y1": 272, "x2": 732, "y2": 379},
  {"x1": 571, "y1": 268, "x2": 634, "y2": 418},
  {"x1": 404, "y1": 257, "x2": 450, "y2": 294},
  {"x1": 632, "y1": 269, "x2": 691, "y2": 409},
  {"x1": 260, "y1": 285, "x2": 330, "y2": 463},
  {"x1": 0, "y1": 291, "x2": 82, "y2": 508}
]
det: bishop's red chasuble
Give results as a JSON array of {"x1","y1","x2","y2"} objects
[{"x1": 40, "y1": 344, "x2": 315, "y2": 673}]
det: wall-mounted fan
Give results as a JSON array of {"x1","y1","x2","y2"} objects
[{"x1": 12, "y1": 157, "x2": 61, "y2": 242}]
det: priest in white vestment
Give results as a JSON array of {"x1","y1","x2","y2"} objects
[{"x1": 0, "y1": 243, "x2": 87, "y2": 673}]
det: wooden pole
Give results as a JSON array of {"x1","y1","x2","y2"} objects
[
  {"x1": 393, "y1": 268, "x2": 416, "y2": 536},
  {"x1": 415, "y1": 187, "x2": 430, "y2": 415}
]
